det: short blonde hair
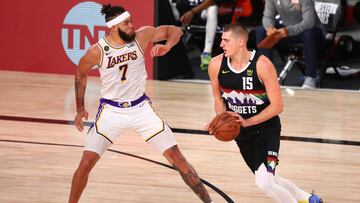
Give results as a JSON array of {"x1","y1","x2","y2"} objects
[{"x1": 223, "y1": 23, "x2": 248, "y2": 41}]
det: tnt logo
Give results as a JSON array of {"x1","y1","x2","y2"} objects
[{"x1": 62, "y1": 1, "x2": 109, "y2": 65}]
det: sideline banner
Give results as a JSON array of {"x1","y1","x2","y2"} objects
[{"x1": 0, "y1": 0, "x2": 154, "y2": 78}]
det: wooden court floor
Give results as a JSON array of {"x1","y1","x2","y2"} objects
[{"x1": 0, "y1": 70, "x2": 359, "y2": 203}]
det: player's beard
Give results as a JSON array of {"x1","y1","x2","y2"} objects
[{"x1": 118, "y1": 28, "x2": 135, "y2": 42}]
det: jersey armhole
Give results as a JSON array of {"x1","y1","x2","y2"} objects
[
  {"x1": 255, "y1": 56, "x2": 264, "y2": 85},
  {"x1": 96, "y1": 42, "x2": 104, "y2": 68},
  {"x1": 134, "y1": 38, "x2": 145, "y2": 56}
]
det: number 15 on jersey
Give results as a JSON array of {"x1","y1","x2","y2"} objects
[{"x1": 242, "y1": 77, "x2": 253, "y2": 90}]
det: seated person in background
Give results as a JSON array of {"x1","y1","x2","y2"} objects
[
  {"x1": 255, "y1": 0, "x2": 326, "y2": 89},
  {"x1": 169, "y1": 0, "x2": 218, "y2": 70}
]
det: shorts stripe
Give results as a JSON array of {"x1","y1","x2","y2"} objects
[
  {"x1": 95, "y1": 104, "x2": 113, "y2": 144},
  {"x1": 145, "y1": 120, "x2": 164, "y2": 142}
]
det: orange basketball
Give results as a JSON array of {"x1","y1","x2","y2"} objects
[{"x1": 209, "y1": 112, "x2": 240, "y2": 142}]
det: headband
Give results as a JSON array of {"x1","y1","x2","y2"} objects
[{"x1": 106, "y1": 11, "x2": 130, "y2": 28}]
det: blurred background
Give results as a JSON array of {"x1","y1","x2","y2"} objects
[
  {"x1": 157, "y1": 0, "x2": 360, "y2": 90},
  {"x1": 0, "y1": 0, "x2": 359, "y2": 90}
]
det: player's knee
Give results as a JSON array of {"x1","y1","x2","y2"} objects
[
  {"x1": 77, "y1": 153, "x2": 99, "y2": 174},
  {"x1": 254, "y1": 164, "x2": 273, "y2": 192},
  {"x1": 164, "y1": 146, "x2": 189, "y2": 172}
]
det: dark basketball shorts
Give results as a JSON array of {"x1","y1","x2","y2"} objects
[{"x1": 235, "y1": 116, "x2": 281, "y2": 174}]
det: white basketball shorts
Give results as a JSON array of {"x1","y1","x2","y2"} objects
[{"x1": 84, "y1": 100, "x2": 177, "y2": 155}]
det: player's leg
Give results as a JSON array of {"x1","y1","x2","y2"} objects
[
  {"x1": 163, "y1": 143, "x2": 212, "y2": 203},
  {"x1": 274, "y1": 175, "x2": 310, "y2": 201},
  {"x1": 255, "y1": 163, "x2": 297, "y2": 203},
  {"x1": 274, "y1": 169, "x2": 323, "y2": 203},
  {"x1": 236, "y1": 117, "x2": 296, "y2": 202},
  {"x1": 254, "y1": 117, "x2": 300, "y2": 202},
  {"x1": 132, "y1": 101, "x2": 212, "y2": 203},
  {"x1": 69, "y1": 104, "x2": 123, "y2": 203},
  {"x1": 68, "y1": 127, "x2": 111, "y2": 203},
  {"x1": 259, "y1": 117, "x2": 322, "y2": 203},
  {"x1": 68, "y1": 150, "x2": 100, "y2": 203}
]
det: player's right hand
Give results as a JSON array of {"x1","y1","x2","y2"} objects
[{"x1": 74, "y1": 110, "x2": 89, "y2": 132}]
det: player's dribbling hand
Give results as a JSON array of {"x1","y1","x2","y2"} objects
[
  {"x1": 151, "y1": 44, "x2": 171, "y2": 57},
  {"x1": 74, "y1": 111, "x2": 89, "y2": 132}
]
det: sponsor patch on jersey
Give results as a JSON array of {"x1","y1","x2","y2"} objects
[
  {"x1": 127, "y1": 43, "x2": 135, "y2": 48},
  {"x1": 247, "y1": 69, "x2": 253, "y2": 76}
]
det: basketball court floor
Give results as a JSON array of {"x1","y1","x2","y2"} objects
[{"x1": 0, "y1": 70, "x2": 359, "y2": 203}]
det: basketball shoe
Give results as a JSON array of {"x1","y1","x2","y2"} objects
[
  {"x1": 200, "y1": 52, "x2": 211, "y2": 71},
  {"x1": 298, "y1": 192, "x2": 323, "y2": 203}
]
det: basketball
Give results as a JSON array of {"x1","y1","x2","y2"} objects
[{"x1": 209, "y1": 112, "x2": 240, "y2": 142}]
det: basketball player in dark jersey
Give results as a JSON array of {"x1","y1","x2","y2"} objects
[{"x1": 208, "y1": 23, "x2": 322, "y2": 203}]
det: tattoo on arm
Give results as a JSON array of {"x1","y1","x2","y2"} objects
[{"x1": 75, "y1": 72, "x2": 87, "y2": 113}]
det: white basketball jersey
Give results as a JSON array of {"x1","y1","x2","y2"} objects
[{"x1": 96, "y1": 37, "x2": 147, "y2": 102}]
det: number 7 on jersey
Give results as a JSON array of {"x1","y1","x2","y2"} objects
[{"x1": 119, "y1": 64, "x2": 128, "y2": 83}]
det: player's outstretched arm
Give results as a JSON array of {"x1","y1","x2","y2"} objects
[
  {"x1": 136, "y1": 25, "x2": 183, "y2": 57},
  {"x1": 151, "y1": 25, "x2": 183, "y2": 57}
]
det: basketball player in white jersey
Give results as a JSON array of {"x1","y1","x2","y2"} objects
[{"x1": 68, "y1": 4, "x2": 213, "y2": 203}]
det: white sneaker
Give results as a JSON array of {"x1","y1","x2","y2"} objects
[{"x1": 301, "y1": 76, "x2": 316, "y2": 89}]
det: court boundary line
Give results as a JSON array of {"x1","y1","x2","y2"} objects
[{"x1": 0, "y1": 115, "x2": 359, "y2": 146}]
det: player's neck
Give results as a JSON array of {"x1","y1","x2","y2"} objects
[
  {"x1": 106, "y1": 33, "x2": 127, "y2": 47},
  {"x1": 230, "y1": 47, "x2": 251, "y2": 70}
]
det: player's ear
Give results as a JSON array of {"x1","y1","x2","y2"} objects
[
  {"x1": 237, "y1": 38, "x2": 242, "y2": 46},
  {"x1": 237, "y1": 38, "x2": 246, "y2": 46}
]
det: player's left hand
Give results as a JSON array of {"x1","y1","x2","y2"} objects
[
  {"x1": 151, "y1": 44, "x2": 171, "y2": 57},
  {"x1": 227, "y1": 111, "x2": 250, "y2": 127}
]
